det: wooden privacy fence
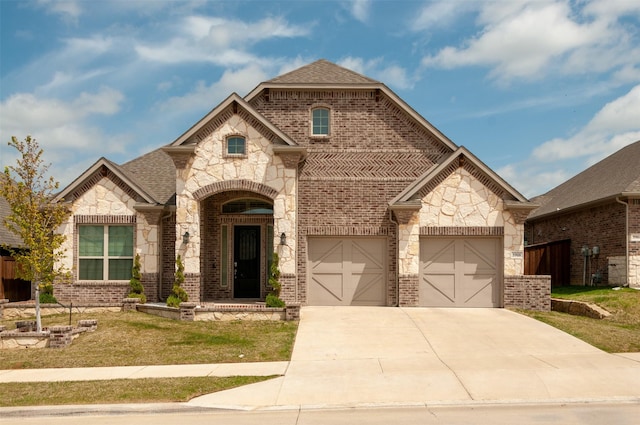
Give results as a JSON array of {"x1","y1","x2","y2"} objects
[
  {"x1": 524, "y1": 239, "x2": 571, "y2": 287},
  {"x1": 0, "y1": 256, "x2": 31, "y2": 301}
]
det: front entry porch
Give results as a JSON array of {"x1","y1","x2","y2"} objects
[{"x1": 199, "y1": 192, "x2": 276, "y2": 303}]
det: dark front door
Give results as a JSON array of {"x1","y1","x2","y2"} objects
[{"x1": 234, "y1": 226, "x2": 261, "y2": 298}]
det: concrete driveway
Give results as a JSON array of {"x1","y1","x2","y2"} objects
[{"x1": 190, "y1": 307, "x2": 640, "y2": 409}]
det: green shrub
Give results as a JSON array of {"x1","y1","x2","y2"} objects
[
  {"x1": 128, "y1": 254, "x2": 146, "y2": 303},
  {"x1": 39, "y1": 283, "x2": 57, "y2": 304},
  {"x1": 266, "y1": 252, "x2": 285, "y2": 307},
  {"x1": 265, "y1": 293, "x2": 285, "y2": 308},
  {"x1": 167, "y1": 255, "x2": 188, "y2": 308}
]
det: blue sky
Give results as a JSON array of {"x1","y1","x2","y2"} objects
[{"x1": 1, "y1": 0, "x2": 639, "y2": 198}]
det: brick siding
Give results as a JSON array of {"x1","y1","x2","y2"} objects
[
  {"x1": 526, "y1": 201, "x2": 626, "y2": 285},
  {"x1": 504, "y1": 275, "x2": 551, "y2": 311}
]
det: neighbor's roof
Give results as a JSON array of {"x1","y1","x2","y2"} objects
[
  {"x1": 0, "y1": 195, "x2": 24, "y2": 248},
  {"x1": 528, "y1": 140, "x2": 640, "y2": 220}
]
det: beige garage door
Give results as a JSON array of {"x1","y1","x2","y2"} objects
[
  {"x1": 419, "y1": 237, "x2": 501, "y2": 307},
  {"x1": 308, "y1": 238, "x2": 387, "y2": 306}
]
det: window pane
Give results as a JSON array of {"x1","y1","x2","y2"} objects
[
  {"x1": 313, "y1": 109, "x2": 329, "y2": 135},
  {"x1": 228, "y1": 137, "x2": 246, "y2": 155},
  {"x1": 108, "y1": 226, "x2": 133, "y2": 256},
  {"x1": 79, "y1": 259, "x2": 103, "y2": 280},
  {"x1": 79, "y1": 226, "x2": 104, "y2": 256},
  {"x1": 109, "y1": 259, "x2": 133, "y2": 280}
]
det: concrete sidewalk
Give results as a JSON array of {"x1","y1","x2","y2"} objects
[
  {"x1": 0, "y1": 362, "x2": 288, "y2": 383},
  {"x1": 2, "y1": 307, "x2": 640, "y2": 411}
]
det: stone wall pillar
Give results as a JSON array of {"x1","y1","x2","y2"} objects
[{"x1": 0, "y1": 299, "x2": 8, "y2": 319}]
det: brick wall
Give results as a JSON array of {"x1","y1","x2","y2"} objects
[
  {"x1": 504, "y1": 275, "x2": 551, "y2": 311},
  {"x1": 54, "y1": 282, "x2": 130, "y2": 304},
  {"x1": 526, "y1": 201, "x2": 626, "y2": 285},
  {"x1": 161, "y1": 212, "x2": 176, "y2": 300},
  {"x1": 399, "y1": 274, "x2": 419, "y2": 306},
  {"x1": 249, "y1": 89, "x2": 450, "y2": 306}
]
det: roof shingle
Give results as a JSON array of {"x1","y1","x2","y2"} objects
[
  {"x1": 529, "y1": 140, "x2": 640, "y2": 219},
  {"x1": 267, "y1": 59, "x2": 379, "y2": 85}
]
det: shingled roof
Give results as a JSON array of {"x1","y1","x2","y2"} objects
[
  {"x1": 0, "y1": 195, "x2": 24, "y2": 248},
  {"x1": 528, "y1": 140, "x2": 640, "y2": 220},
  {"x1": 120, "y1": 148, "x2": 176, "y2": 205},
  {"x1": 266, "y1": 59, "x2": 379, "y2": 85}
]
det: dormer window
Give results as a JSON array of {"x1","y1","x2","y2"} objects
[
  {"x1": 227, "y1": 136, "x2": 246, "y2": 155},
  {"x1": 311, "y1": 107, "x2": 330, "y2": 136}
]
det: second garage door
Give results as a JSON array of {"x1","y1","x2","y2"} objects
[
  {"x1": 308, "y1": 237, "x2": 387, "y2": 306},
  {"x1": 419, "y1": 237, "x2": 501, "y2": 307}
]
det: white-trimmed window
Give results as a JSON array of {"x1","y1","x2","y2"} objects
[
  {"x1": 78, "y1": 225, "x2": 134, "y2": 280},
  {"x1": 227, "y1": 136, "x2": 246, "y2": 155},
  {"x1": 311, "y1": 107, "x2": 330, "y2": 136}
]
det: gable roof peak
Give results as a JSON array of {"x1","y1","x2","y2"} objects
[{"x1": 266, "y1": 59, "x2": 380, "y2": 85}]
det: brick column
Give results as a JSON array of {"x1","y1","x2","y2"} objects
[
  {"x1": 122, "y1": 298, "x2": 139, "y2": 312},
  {"x1": 179, "y1": 302, "x2": 198, "y2": 321},
  {"x1": 285, "y1": 303, "x2": 301, "y2": 321},
  {"x1": 49, "y1": 326, "x2": 73, "y2": 349}
]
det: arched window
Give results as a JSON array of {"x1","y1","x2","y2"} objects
[
  {"x1": 311, "y1": 108, "x2": 330, "y2": 136},
  {"x1": 222, "y1": 199, "x2": 273, "y2": 214},
  {"x1": 227, "y1": 136, "x2": 246, "y2": 155}
]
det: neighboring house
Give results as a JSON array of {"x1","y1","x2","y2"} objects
[
  {"x1": 526, "y1": 140, "x2": 640, "y2": 288},
  {"x1": 52, "y1": 60, "x2": 545, "y2": 308},
  {"x1": 0, "y1": 195, "x2": 31, "y2": 301}
]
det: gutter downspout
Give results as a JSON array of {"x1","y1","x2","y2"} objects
[
  {"x1": 388, "y1": 210, "x2": 400, "y2": 306},
  {"x1": 615, "y1": 197, "x2": 629, "y2": 287}
]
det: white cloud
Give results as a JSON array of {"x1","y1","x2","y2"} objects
[
  {"x1": 136, "y1": 15, "x2": 310, "y2": 65},
  {"x1": 157, "y1": 64, "x2": 269, "y2": 114},
  {"x1": 349, "y1": 0, "x2": 371, "y2": 23},
  {"x1": 338, "y1": 57, "x2": 415, "y2": 90},
  {"x1": 0, "y1": 88, "x2": 130, "y2": 186},
  {"x1": 499, "y1": 85, "x2": 640, "y2": 196},
  {"x1": 419, "y1": 0, "x2": 640, "y2": 83},
  {"x1": 0, "y1": 88, "x2": 125, "y2": 151},
  {"x1": 37, "y1": 0, "x2": 82, "y2": 22},
  {"x1": 532, "y1": 84, "x2": 640, "y2": 161},
  {"x1": 411, "y1": 0, "x2": 478, "y2": 30}
]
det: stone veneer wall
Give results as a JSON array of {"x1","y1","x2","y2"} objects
[
  {"x1": 417, "y1": 167, "x2": 524, "y2": 277},
  {"x1": 504, "y1": 275, "x2": 551, "y2": 311},
  {"x1": 174, "y1": 113, "x2": 298, "y2": 302}
]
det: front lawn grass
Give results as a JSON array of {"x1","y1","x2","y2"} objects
[
  {"x1": 0, "y1": 311, "x2": 298, "y2": 369},
  {"x1": 519, "y1": 286, "x2": 640, "y2": 353},
  {"x1": 1, "y1": 376, "x2": 273, "y2": 407},
  {"x1": 0, "y1": 310, "x2": 297, "y2": 407}
]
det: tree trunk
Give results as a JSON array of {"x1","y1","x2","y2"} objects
[{"x1": 35, "y1": 284, "x2": 42, "y2": 333}]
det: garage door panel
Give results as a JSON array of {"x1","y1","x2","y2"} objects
[
  {"x1": 310, "y1": 273, "x2": 344, "y2": 304},
  {"x1": 421, "y1": 275, "x2": 456, "y2": 304},
  {"x1": 352, "y1": 273, "x2": 385, "y2": 305},
  {"x1": 461, "y1": 276, "x2": 496, "y2": 306},
  {"x1": 420, "y1": 237, "x2": 501, "y2": 307},
  {"x1": 308, "y1": 238, "x2": 387, "y2": 306}
]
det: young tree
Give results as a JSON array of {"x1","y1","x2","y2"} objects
[{"x1": 0, "y1": 136, "x2": 70, "y2": 332}]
